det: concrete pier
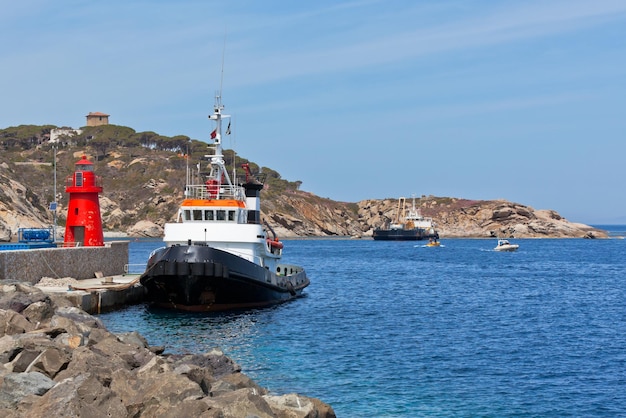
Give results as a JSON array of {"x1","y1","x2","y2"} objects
[
  {"x1": 35, "y1": 274, "x2": 145, "y2": 314},
  {"x1": 1, "y1": 241, "x2": 146, "y2": 313}
]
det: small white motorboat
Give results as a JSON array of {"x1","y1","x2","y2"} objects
[{"x1": 494, "y1": 239, "x2": 519, "y2": 252}]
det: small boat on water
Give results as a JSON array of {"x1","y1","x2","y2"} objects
[
  {"x1": 426, "y1": 237, "x2": 441, "y2": 247},
  {"x1": 373, "y1": 196, "x2": 439, "y2": 241},
  {"x1": 139, "y1": 94, "x2": 310, "y2": 311},
  {"x1": 494, "y1": 239, "x2": 519, "y2": 252}
]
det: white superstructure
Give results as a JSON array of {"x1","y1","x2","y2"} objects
[{"x1": 162, "y1": 94, "x2": 283, "y2": 270}]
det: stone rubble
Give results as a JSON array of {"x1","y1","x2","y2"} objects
[{"x1": 0, "y1": 282, "x2": 336, "y2": 417}]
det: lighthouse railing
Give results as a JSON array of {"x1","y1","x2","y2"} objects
[{"x1": 65, "y1": 175, "x2": 103, "y2": 188}]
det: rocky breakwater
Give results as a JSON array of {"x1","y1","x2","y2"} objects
[{"x1": 0, "y1": 282, "x2": 335, "y2": 417}]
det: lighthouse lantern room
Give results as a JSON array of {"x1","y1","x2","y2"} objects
[{"x1": 64, "y1": 156, "x2": 104, "y2": 247}]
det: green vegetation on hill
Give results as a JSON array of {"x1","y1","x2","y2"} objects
[{"x1": 0, "y1": 124, "x2": 308, "y2": 231}]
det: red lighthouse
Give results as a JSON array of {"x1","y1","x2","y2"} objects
[{"x1": 64, "y1": 156, "x2": 104, "y2": 247}]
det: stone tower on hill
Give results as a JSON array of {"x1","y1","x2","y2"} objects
[{"x1": 85, "y1": 112, "x2": 110, "y2": 127}]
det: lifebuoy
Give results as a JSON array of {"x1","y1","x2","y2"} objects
[{"x1": 266, "y1": 238, "x2": 283, "y2": 250}]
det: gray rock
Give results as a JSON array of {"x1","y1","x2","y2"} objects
[
  {"x1": 264, "y1": 393, "x2": 331, "y2": 418},
  {"x1": 0, "y1": 283, "x2": 48, "y2": 313},
  {"x1": 53, "y1": 306, "x2": 106, "y2": 329},
  {"x1": 25, "y1": 346, "x2": 71, "y2": 378},
  {"x1": 0, "y1": 335, "x2": 20, "y2": 364},
  {"x1": 116, "y1": 330, "x2": 149, "y2": 348},
  {"x1": 205, "y1": 388, "x2": 277, "y2": 418},
  {"x1": 167, "y1": 349, "x2": 242, "y2": 378},
  {"x1": 7, "y1": 348, "x2": 41, "y2": 373},
  {"x1": 0, "y1": 371, "x2": 55, "y2": 408},
  {"x1": 0, "y1": 309, "x2": 35, "y2": 337},
  {"x1": 21, "y1": 300, "x2": 54, "y2": 325},
  {"x1": 210, "y1": 372, "x2": 267, "y2": 397},
  {"x1": 16, "y1": 373, "x2": 128, "y2": 418}
]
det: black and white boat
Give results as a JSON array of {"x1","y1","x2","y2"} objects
[
  {"x1": 373, "y1": 196, "x2": 439, "y2": 241},
  {"x1": 139, "y1": 95, "x2": 309, "y2": 311}
]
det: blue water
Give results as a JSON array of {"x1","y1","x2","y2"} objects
[{"x1": 99, "y1": 232, "x2": 626, "y2": 417}]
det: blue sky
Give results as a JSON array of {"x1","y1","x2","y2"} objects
[{"x1": 2, "y1": 1, "x2": 625, "y2": 224}]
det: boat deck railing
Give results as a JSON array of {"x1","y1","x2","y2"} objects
[
  {"x1": 125, "y1": 263, "x2": 146, "y2": 274},
  {"x1": 185, "y1": 184, "x2": 245, "y2": 201}
]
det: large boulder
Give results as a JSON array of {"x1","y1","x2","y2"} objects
[{"x1": 127, "y1": 220, "x2": 163, "y2": 237}]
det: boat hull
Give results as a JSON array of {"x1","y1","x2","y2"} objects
[
  {"x1": 139, "y1": 245, "x2": 309, "y2": 312},
  {"x1": 494, "y1": 245, "x2": 519, "y2": 252},
  {"x1": 372, "y1": 228, "x2": 439, "y2": 241}
]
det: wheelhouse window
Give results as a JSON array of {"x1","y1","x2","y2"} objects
[{"x1": 183, "y1": 208, "x2": 240, "y2": 222}]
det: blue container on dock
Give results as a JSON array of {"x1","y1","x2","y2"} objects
[{"x1": 0, "y1": 228, "x2": 56, "y2": 251}]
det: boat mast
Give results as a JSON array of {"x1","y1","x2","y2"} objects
[{"x1": 207, "y1": 93, "x2": 234, "y2": 191}]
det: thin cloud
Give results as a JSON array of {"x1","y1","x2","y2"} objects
[{"x1": 221, "y1": 0, "x2": 626, "y2": 87}]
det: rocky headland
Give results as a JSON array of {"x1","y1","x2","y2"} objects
[
  {"x1": 0, "y1": 282, "x2": 335, "y2": 417},
  {"x1": 355, "y1": 197, "x2": 605, "y2": 239}
]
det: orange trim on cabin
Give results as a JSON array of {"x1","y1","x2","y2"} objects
[{"x1": 181, "y1": 199, "x2": 245, "y2": 207}]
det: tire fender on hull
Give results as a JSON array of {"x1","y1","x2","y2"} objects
[{"x1": 286, "y1": 281, "x2": 296, "y2": 296}]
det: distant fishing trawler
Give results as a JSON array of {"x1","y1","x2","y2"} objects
[
  {"x1": 139, "y1": 94, "x2": 309, "y2": 311},
  {"x1": 373, "y1": 196, "x2": 439, "y2": 241}
]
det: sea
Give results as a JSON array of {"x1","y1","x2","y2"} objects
[{"x1": 98, "y1": 225, "x2": 626, "y2": 417}]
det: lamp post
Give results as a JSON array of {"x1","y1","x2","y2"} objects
[{"x1": 52, "y1": 145, "x2": 58, "y2": 242}]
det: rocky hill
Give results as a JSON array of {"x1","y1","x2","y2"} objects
[
  {"x1": 0, "y1": 124, "x2": 606, "y2": 240},
  {"x1": 260, "y1": 194, "x2": 604, "y2": 239}
]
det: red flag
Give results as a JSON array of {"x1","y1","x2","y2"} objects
[{"x1": 210, "y1": 129, "x2": 217, "y2": 139}]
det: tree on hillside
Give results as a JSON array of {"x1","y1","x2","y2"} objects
[
  {"x1": 162, "y1": 135, "x2": 191, "y2": 153},
  {"x1": 0, "y1": 125, "x2": 55, "y2": 150},
  {"x1": 90, "y1": 137, "x2": 110, "y2": 160},
  {"x1": 133, "y1": 131, "x2": 160, "y2": 149}
]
